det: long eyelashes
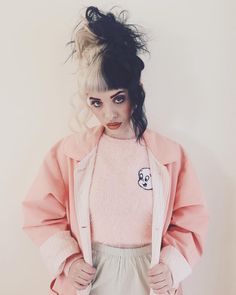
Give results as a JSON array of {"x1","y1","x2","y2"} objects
[{"x1": 90, "y1": 95, "x2": 126, "y2": 108}]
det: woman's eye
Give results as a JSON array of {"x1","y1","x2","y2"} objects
[
  {"x1": 114, "y1": 95, "x2": 125, "y2": 104},
  {"x1": 90, "y1": 95, "x2": 125, "y2": 107},
  {"x1": 91, "y1": 101, "x2": 101, "y2": 108}
]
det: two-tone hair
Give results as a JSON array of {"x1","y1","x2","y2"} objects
[{"x1": 65, "y1": 6, "x2": 150, "y2": 142}]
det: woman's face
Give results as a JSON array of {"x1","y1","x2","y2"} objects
[{"x1": 86, "y1": 88, "x2": 135, "y2": 139}]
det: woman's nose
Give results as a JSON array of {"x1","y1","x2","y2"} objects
[{"x1": 104, "y1": 107, "x2": 118, "y2": 121}]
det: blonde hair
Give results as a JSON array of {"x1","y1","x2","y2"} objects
[
  {"x1": 65, "y1": 6, "x2": 149, "y2": 140},
  {"x1": 66, "y1": 14, "x2": 110, "y2": 133}
]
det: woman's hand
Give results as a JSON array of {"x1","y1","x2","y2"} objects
[
  {"x1": 67, "y1": 257, "x2": 97, "y2": 290},
  {"x1": 147, "y1": 262, "x2": 173, "y2": 294}
]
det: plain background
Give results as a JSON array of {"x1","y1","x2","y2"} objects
[{"x1": 0, "y1": 0, "x2": 235, "y2": 294}]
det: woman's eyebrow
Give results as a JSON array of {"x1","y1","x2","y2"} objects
[
  {"x1": 110, "y1": 90, "x2": 125, "y2": 98},
  {"x1": 89, "y1": 90, "x2": 125, "y2": 100}
]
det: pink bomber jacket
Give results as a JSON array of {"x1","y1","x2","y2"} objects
[{"x1": 21, "y1": 124, "x2": 209, "y2": 295}]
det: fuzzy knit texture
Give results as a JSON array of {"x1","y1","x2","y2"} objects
[
  {"x1": 89, "y1": 132, "x2": 153, "y2": 248},
  {"x1": 64, "y1": 133, "x2": 154, "y2": 275}
]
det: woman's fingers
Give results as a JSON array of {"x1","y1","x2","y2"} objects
[
  {"x1": 68, "y1": 258, "x2": 97, "y2": 290},
  {"x1": 71, "y1": 281, "x2": 87, "y2": 290},
  {"x1": 148, "y1": 262, "x2": 173, "y2": 294},
  {"x1": 76, "y1": 268, "x2": 95, "y2": 280},
  {"x1": 79, "y1": 260, "x2": 97, "y2": 275}
]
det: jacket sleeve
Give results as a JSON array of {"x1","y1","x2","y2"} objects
[
  {"x1": 21, "y1": 140, "x2": 81, "y2": 281},
  {"x1": 160, "y1": 145, "x2": 209, "y2": 289}
]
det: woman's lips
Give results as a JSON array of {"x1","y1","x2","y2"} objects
[{"x1": 106, "y1": 122, "x2": 122, "y2": 129}]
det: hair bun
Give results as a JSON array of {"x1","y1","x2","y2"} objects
[
  {"x1": 84, "y1": 6, "x2": 139, "y2": 56},
  {"x1": 82, "y1": 6, "x2": 149, "y2": 58},
  {"x1": 86, "y1": 6, "x2": 105, "y2": 23},
  {"x1": 85, "y1": 6, "x2": 119, "y2": 42}
]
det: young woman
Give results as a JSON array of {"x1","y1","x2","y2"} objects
[{"x1": 22, "y1": 6, "x2": 209, "y2": 295}]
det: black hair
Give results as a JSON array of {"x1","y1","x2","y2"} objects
[{"x1": 66, "y1": 6, "x2": 151, "y2": 142}]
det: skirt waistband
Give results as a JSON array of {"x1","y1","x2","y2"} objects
[{"x1": 91, "y1": 242, "x2": 152, "y2": 257}]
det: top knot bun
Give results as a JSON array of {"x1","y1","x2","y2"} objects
[{"x1": 84, "y1": 6, "x2": 148, "y2": 57}]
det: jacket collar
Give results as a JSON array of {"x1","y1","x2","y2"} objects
[{"x1": 62, "y1": 124, "x2": 177, "y2": 165}]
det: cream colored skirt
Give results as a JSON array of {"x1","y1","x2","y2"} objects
[{"x1": 90, "y1": 242, "x2": 152, "y2": 295}]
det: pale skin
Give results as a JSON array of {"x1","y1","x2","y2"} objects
[
  {"x1": 67, "y1": 256, "x2": 96, "y2": 290},
  {"x1": 67, "y1": 257, "x2": 173, "y2": 293},
  {"x1": 67, "y1": 88, "x2": 174, "y2": 293},
  {"x1": 86, "y1": 88, "x2": 135, "y2": 139},
  {"x1": 147, "y1": 262, "x2": 174, "y2": 294}
]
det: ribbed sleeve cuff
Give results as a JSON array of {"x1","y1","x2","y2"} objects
[{"x1": 39, "y1": 230, "x2": 80, "y2": 277}]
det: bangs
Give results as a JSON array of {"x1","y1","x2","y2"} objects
[
  {"x1": 78, "y1": 53, "x2": 132, "y2": 95},
  {"x1": 101, "y1": 54, "x2": 133, "y2": 90}
]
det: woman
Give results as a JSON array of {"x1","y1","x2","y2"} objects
[{"x1": 22, "y1": 6, "x2": 209, "y2": 295}]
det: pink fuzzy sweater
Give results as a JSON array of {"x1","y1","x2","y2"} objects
[
  {"x1": 64, "y1": 132, "x2": 153, "y2": 275},
  {"x1": 89, "y1": 132, "x2": 153, "y2": 248}
]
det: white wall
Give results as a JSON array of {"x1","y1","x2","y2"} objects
[{"x1": 0, "y1": 0, "x2": 235, "y2": 294}]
